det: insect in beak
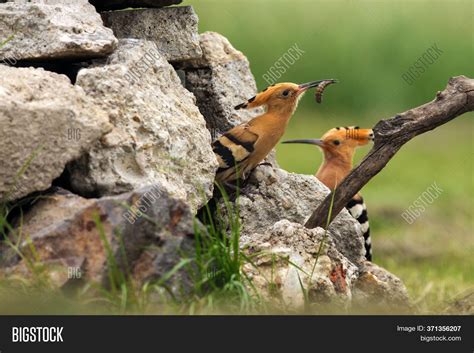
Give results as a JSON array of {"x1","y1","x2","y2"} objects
[
  {"x1": 297, "y1": 80, "x2": 326, "y2": 95},
  {"x1": 315, "y1": 79, "x2": 338, "y2": 103}
]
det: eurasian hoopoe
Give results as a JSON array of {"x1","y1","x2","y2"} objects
[
  {"x1": 213, "y1": 80, "x2": 335, "y2": 185},
  {"x1": 282, "y1": 126, "x2": 374, "y2": 260}
]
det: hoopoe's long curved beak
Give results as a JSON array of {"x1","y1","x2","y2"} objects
[{"x1": 282, "y1": 139, "x2": 324, "y2": 147}]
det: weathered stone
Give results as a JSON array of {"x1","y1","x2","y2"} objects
[
  {"x1": 0, "y1": 256, "x2": 86, "y2": 289},
  {"x1": 352, "y1": 261, "x2": 411, "y2": 311},
  {"x1": 242, "y1": 220, "x2": 358, "y2": 309},
  {"x1": 90, "y1": 0, "x2": 181, "y2": 11},
  {"x1": 179, "y1": 31, "x2": 262, "y2": 141},
  {"x1": 101, "y1": 6, "x2": 201, "y2": 62},
  {"x1": 0, "y1": 65, "x2": 111, "y2": 202},
  {"x1": 224, "y1": 165, "x2": 365, "y2": 264},
  {"x1": 0, "y1": 0, "x2": 117, "y2": 61},
  {"x1": 444, "y1": 291, "x2": 474, "y2": 315},
  {"x1": 0, "y1": 186, "x2": 195, "y2": 293},
  {"x1": 242, "y1": 220, "x2": 410, "y2": 311},
  {"x1": 69, "y1": 39, "x2": 217, "y2": 212}
]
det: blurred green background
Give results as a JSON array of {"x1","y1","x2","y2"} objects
[{"x1": 188, "y1": 0, "x2": 474, "y2": 312}]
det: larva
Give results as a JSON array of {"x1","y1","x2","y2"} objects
[{"x1": 315, "y1": 79, "x2": 337, "y2": 103}]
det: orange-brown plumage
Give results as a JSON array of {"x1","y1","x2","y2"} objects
[
  {"x1": 282, "y1": 126, "x2": 375, "y2": 260},
  {"x1": 314, "y1": 127, "x2": 374, "y2": 189},
  {"x1": 283, "y1": 126, "x2": 374, "y2": 187},
  {"x1": 213, "y1": 80, "x2": 336, "y2": 183}
]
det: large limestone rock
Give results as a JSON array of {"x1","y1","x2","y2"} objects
[
  {"x1": 0, "y1": 186, "x2": 195, "y2": 292},
  {"x1": 0, "y1": 0, "x2": 117, "y2": 61},
  {"x1": 242, "y1": 220, "x2": 358, "y2": 309},
  {"x1": 444, "y1": 292, "x2": 474, "y2": 315},
  {"x1": 69, "y1": 39, "x2": 218, "y2": 212},
  {"x1": 352, "y1": 262, "x2": 411, "y2": 312},
  {"x1": 242, "y1": 220, "x2": 410, "y2": 311},
  {"x1": 101, "y1": 6, "x2": 201, "y2": 62},
  {"x1": 227, "y1": 165, "x2": 366, "y2": 264},
  {"x1": 179, "y1": 31, "x2": 262, "y2": 140},
  {"x1": 90, "y1": 0, "x2": 182, "y2": 11},
  {"x1": 0, "y1": 65, "x2": 111, "y2": 202}
]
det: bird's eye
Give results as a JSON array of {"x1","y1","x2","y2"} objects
[
  {"x1": 282, "y1": 89, "x2": 290, "y2": 97},
  {"x1": 333, "y1": 140, "x2": 340, "y2": 146}
]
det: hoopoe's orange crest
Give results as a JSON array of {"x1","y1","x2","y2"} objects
[{"x1": 321, "y1": 126, "x2": 374, "y2": 149}]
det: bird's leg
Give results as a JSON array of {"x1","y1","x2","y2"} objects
[
  {"x1": 218, "y1": 178, "x2": 253, "y2": 201},
  {"x1": 221, "y1": 181, "x2": 239, "y2": 194},
  {"x1": 214, "y1": 181, "x2": 247, "y2": 201},
  {"x1": 235, "y1": 177, "x2": 256, "y2": 200}
]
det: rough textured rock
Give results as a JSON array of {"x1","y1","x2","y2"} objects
[
  {"x1": 101, "y1": 6, "x2": 201, "y2": 62},
  {"x1": 225, "y1": 165, "x2": 365, "y2": 264},
  {"x1": 69, "y1": 39, "x2": 217, "y2": 212},
  {"x1": 352, "y1": 261, "x2": 411, "y2": 311},
  {"x1": 0, "y1": 65, "x2": 111, "y2": 202},
  {"x1": 242, "y1": 220, "x2": 410, "y2": 311},
  {"x1": 0, "y1": 0, "x2": 117, "y2": 61},
  {"x1": 90, "y1": 0, "x2": 182, "y2": 11},
  {"x1": 0, "y1": 186, "x2": 195, "y2": 293},
  {"x1": 179, "y1": 31, "x2": 262, "y2": 141},
  {"x1": 242, "y1": 220, "x2": 359, "y2": 309},
  {"x1": 444, "y1": 291, "x2": 474, "y2": 315}
]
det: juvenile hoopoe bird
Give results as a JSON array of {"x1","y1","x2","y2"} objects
[
  {"x1": 213, "y1": 80, "x2": 336, "y2": 185},
  {"x1": 283, "y1": 126, "x2": 375, "y2": 260}
]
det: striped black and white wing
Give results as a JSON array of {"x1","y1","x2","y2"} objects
[
  {"x1": 346, "y1": 196, "x2": 372, "y2": 261},
  {"x1": 212, "y1": 123, "x2": 259, "y2": 182}
]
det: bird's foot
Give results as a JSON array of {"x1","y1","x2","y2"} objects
[
  {"x1": 257, "y1": 162, "x2": 273, "y2": 168},
  {"x1": 218, "y1": 179, "x2": 254, "y2": 200}
]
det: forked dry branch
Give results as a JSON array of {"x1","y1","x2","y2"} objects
[{"x1": 305, "y1": 75, "x2": 474, "y2": 229}]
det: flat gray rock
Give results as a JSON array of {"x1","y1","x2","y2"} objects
[
  {"x1": 0, "y1": 0, "x2": 117, "y2": 61},
  {"x1": 243, "y1": 220, "x2": 410, "y2": 310},
  {"x1": 352, "y1": 261, "x2": 411, "y2": 311},
  {"x1": 101, "y1": 6, "x2": 201, "y2": 62},
  {"x1": 242, "y1": 220, "x2": 359, "y2": 309},
  {"x1": 69, "y1": 39, "x2": 218, "y2": 213},
  {"x1": 225, "y1": 165, "x2": 366, "y2": 265},
  {"x1": 90, "y1": 0, "x2": 182, "y2": 11},
  {"x1": 0, "y1": 65, "x2": 111, "y2": 201}
]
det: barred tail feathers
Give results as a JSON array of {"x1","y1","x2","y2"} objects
[{"x1": 346, "y1": 196, "x2": 372, "y2": 261}]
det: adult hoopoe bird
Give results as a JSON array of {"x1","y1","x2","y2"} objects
[
  {"x1": 213, "y1": 80, "x2": 336, "y2": 185},
  {"x1": 282, "y1": 126, "x2": 374, "y2": 260}
]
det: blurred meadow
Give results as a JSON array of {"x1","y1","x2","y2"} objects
[{"x1": 189, "y1": 0, "x2": 474, "y2": 313}]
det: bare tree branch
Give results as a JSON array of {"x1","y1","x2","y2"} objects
[{"x1": 305, "y1": 75, "x2": 474, "y2": 229}]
